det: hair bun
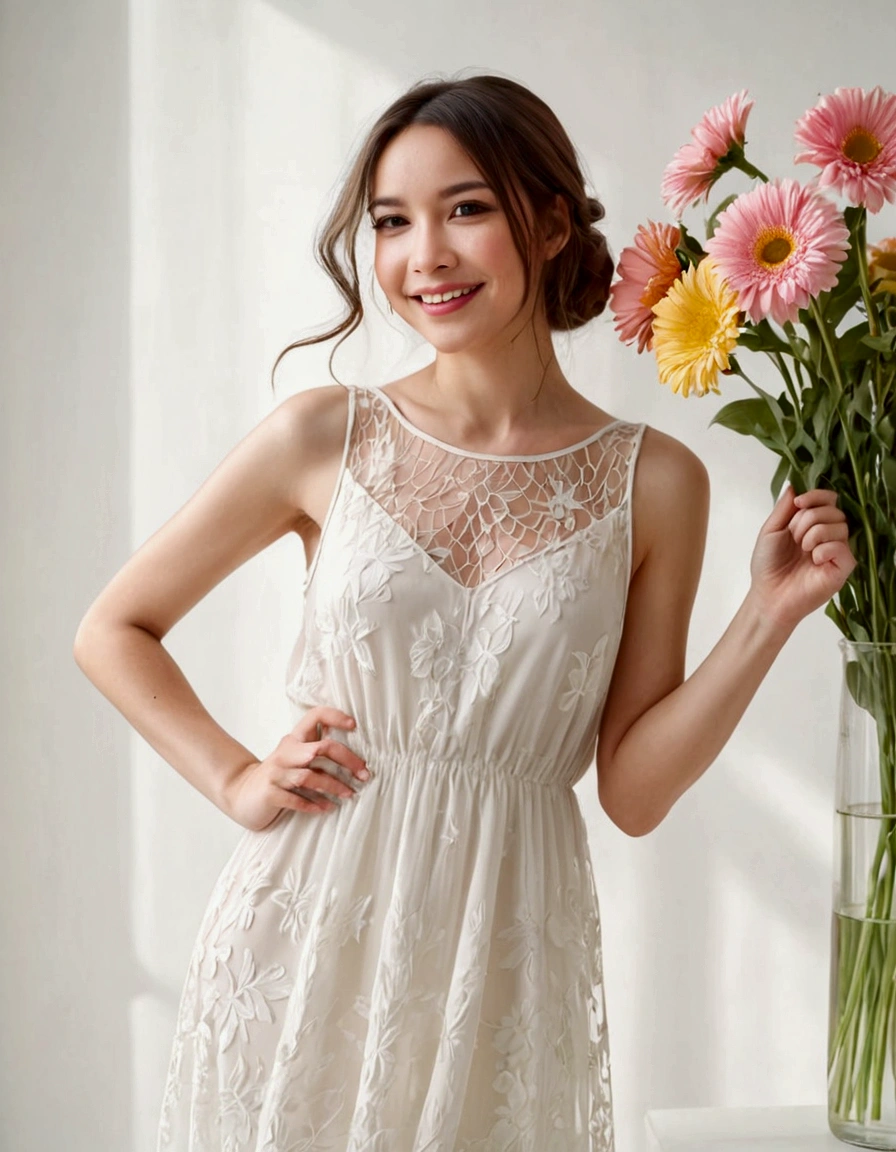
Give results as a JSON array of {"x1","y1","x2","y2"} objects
[
  {"x1": 585, "y1": 196, "x2": 606, "y2": 226},
  {"x1": 544, "y1": 194, "x2": 613, "y2": 330}
]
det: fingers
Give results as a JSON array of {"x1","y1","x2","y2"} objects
[
  {"x1": 765, "y1": 485, "x2": 842, "y2": 536},
  {"x1": 291, "y1": 706, "x2": 356, "y2": 743},
  {"x1": 289, "y1": 736, "x2": 369, "y2": 781},
  {"x1": 767, "y1": 487, "x2": 850, "y2": 549},
  {"x1": 274, "y1": 735, "x2": 371, "y2": 816},
  {"x1": 283, "y1": 763, "x2": 359, "y2": 802},
  {"x1": 786, "y1": 488, "x2": 856, "y2": 577},
  {"x1": 281, "y1": 708, "x2": 371, "y2": 816},
  {"x1": 763, "y1": 484, "x2": 798, "y2": 533},
  {"x1": 811, "y1": 540, "x2": 857, "y2": 575},
  {"x1": 792, "y1": 489, "x2": 840, "y2": 509},
  {"x1": 277, "y1": 784, "x2": 338, "y2": 815},
  {"x1": 790, "y1": 505, "x2": 850, "y2": 552}
]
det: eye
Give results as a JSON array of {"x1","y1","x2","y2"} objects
[
  {"x1": 452, "y1": 201, "x2": 489, "y2": 218},
  {"x1": 371, "y1": 214, "x2": 408, "y2": 230}
]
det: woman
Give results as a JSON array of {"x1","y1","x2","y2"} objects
[{"x1": 74, "y1": 73, "x2": 855, "y2": 1150}]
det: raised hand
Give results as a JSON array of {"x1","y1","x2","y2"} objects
[
  {"x1": 747, "y1": 485, "x2": 857, "y2": 634},
  {"x1": 223, "y1": 706, "x2": 370, "y2": 831}
]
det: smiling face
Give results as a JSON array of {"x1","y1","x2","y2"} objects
[{"x1": 369, "y1": 124, "x2": 547, "y2": 355}]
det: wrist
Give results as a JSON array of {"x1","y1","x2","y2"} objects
[
  {"x1": 740, "y1": 586, "x2": 799, "y2": 650},
  {"x1": 216, "y1": 757, "x2": 261, "y2": 819}
]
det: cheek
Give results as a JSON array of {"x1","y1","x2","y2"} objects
[
  {"x1": 374, "y1": 244, "x2": 403, "y2": 295},
  {"x1": 479, "y1": 230, "x2": 528, "y2": 286}
]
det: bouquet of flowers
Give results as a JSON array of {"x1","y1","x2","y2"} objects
[{"x1": 609, "y1": 87, "x2": 896, "y2": 1133}]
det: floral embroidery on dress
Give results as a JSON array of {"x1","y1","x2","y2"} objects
[
  {"x1": 212, "y1": 947, "x2": 294, "y2": 1050},
  {"x1": 270, "y1": 867, "x2": 315, "y2": 944},
  {"x1": 528, "y1": 545, "x2": 592, "y2": 622},
  {"x1": 314, "y1": 595, "x2": 377, "y2": 676},
  {"x1": 158, "y1": 385, "x2": 646, "y2": 1151},
  {"x1": 559, "y1": 633, "x2": 611, "y2": 713},
  {"x1": 546, "y1": 473, "x2": 587, "y2": 530},
  {"x1": 409, "y1": 597, "x2": 519, "y2": 751},
  {"x1": 217, "y1": 1054, "x2": 266, "y2": 1152}
]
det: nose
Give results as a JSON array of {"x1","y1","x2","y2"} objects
[{"x1": 411, "y1": 218, "x2": 456, "y2": 275}]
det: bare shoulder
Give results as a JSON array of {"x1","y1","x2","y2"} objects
[
  {"x1": 271, "y1": 383, "x2": 350, "y2": 466},
  {"x1": 75, "y1": 383, "x2": 353, "y2": 641},
  {"x1": 269, "y1": 384, "x2": 352, "y2": 519},
  {"x1": 629, "y1": 423, "x2": 710, "y2": 574}
]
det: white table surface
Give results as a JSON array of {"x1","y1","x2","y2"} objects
[{"x1": 644, "y1": 1105, "x2": 845, "y2": 1151}]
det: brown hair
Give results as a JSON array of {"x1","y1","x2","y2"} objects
[{"x1": 271, "y1": 73, "x2": 613, "y2": 387}]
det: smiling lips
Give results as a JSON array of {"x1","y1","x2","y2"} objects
[{"x1": 411, "y1": 283, "x2": 484, "y2": 315}]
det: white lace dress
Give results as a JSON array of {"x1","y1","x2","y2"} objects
[{"x1": 158, "y1": 384, "x2": 646, "y2": 1151}]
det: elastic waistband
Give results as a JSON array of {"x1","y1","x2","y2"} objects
[{"x1": 348, "y1": 748, "x2": 577, "y2": 791}]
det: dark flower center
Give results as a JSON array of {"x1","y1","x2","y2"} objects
[
  {"x1": 842, "y1": 127, "x2": 883, "y2": 166},
  {"x1": 755, "y1": 229, "x2": 795, "y2": 268}
]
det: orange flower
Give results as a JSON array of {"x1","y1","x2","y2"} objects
[
  {"x1": 868, "y1": 237, "x2": 896, "y2": 294},
  {"x1": 609, "y1": 221, "x2": 682, "y2": 353}
]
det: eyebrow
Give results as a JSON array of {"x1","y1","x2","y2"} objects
[{"x1": 367, "y1": 180, "x2": 492, "y2": 212}]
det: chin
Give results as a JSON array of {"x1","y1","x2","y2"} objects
[
  {"x1": 398, "y1": 315, "x2": 515, "y2": 356},
  {"x1": 423, "y1": 333, "x2": 487, "y2": 355}
]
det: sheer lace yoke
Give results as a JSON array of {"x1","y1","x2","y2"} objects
[{"x1": 350, "y1": 386, "x2": 639, "y2": 589}]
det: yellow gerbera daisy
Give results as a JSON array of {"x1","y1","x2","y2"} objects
[{"x1": 650, "y1": 257, "x2": 741, "y2": 397}]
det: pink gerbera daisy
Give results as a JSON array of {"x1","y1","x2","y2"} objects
[
  {"x1": 794, "y1": 86, "x2": 896, "y2": 214},
  {"x1": 706, "y1": 179, "x2": 850, "y2": 326},
  {"x1": 662, "y1": 91, "x2": 754, "y2": 217},
  {"x1": 609, "y1": 221, "x2": 683, "y2": 352}
]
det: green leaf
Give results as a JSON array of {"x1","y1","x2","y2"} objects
[
  {"x1": 738, "y1": 319, "x2": 791, "y2": 354},
  {"x1": 843, "y1": 204, "x2": 865, "y2": 233},
  {"x1": 806, "y1": 449, "x2": 832, "y2": 490},
  {"x1": 837, "y1": 320, "x2": 877, "y2": 363},
  {"x1": 785, "y1": 330, "x2": 813, "y2": 368},
  {"x1": 770, "y1": 454, "x2": 791, "y2": 501},
  {"x1": 862, "y1": 331, "x2": 896, "y2": 353},
  {"x1": 845, "y1": 651, "x2": 894, "y2": 729},
  {"x1": 883, "y1": 455, "x2": 896, "y2": 500},
  {"x1": 788, "y1": 423, "x2": 819, "y2": 456},
  {"x1": 710, "y1": 397, "x2": 778, "y2": 438},
  {"x1": 846, "y1": 658, "x2": 875, "y2": 713},
  {"x1": 826, "y1": 282, "x2": 863, "y2": 331},
  {"x1": 705, "y1": 193, "x2": 738, "y2": 240},
  {"x1": 847, "y1": 375, "x2": 875, "y2": 423},
  {"x1": 825, "y1": 598, "x2": 849, "y2": 636},
  {"x1": 675, "y1": 223, "x2": 706, "y2": 268},
  {"x1": 874, "y1": 415, "x2": 895, "y2": 453}
]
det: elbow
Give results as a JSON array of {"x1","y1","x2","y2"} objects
[
  {"x1": 603, "y1": 804, "x2": 660, "y2": 838},
  {"x1": 597, "y1": 773, "x2": 666, "y2": 838},
  {"x1": 73, "y1": 609, "x2": 113, "y2": 675},
  {"x1": 73, "y1": 616, "x2": 95, "y2": 673}
]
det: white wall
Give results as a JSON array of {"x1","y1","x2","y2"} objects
[
  {"x1": 1, "y1": 1, "x2": 131, "y2": 1149},
  {"x1": 4, "y1": 0, "x2": 896, "y2": 1148}
]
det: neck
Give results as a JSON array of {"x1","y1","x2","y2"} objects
[{"x1": 423, "y1": 310, "x2": 576, "y2": 437}]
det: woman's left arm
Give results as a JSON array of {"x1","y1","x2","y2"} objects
[{"x1": 595, "y1": 428, "x2": 856, "y2": 837}]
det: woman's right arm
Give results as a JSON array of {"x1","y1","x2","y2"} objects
[{"x1": 72, "y1": 384, "x2": 353, "y2": 822}]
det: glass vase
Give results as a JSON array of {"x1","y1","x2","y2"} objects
[{"x1": 830, "y1": 640, "x2": 896, "y2": 1148}]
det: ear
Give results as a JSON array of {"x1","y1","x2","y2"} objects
[{"x1": 542, "y1": 195, "x2": 571, "y2": 261}]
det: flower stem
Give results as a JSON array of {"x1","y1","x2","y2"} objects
[
  {"x1": 854, "y1": 209, "x2": 881, "y2": 340},
  {"x1": 733, "y1": 156, "x2": 770, "y2": 183},
  {"x1": 808, "y1": 300, "x2": 885, "y2": 640},
  {"x1": 767, "y1": 350, "x2": 801, "y2": 420}
]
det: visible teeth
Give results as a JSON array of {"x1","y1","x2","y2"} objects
[{"x1": 420, "y1": 286, "x2": 477, "y2": 304}]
